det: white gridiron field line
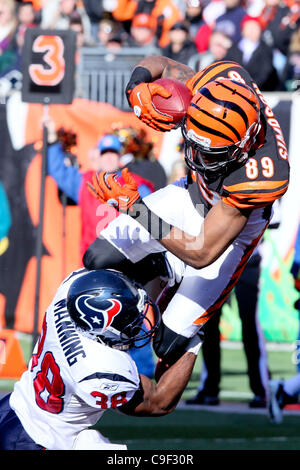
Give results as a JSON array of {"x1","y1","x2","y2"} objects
[
  {"x1": 178, "y1": 402, "x2": 300, "y2": 416},
  {"x1": 15, "y1": 334, "x2": 296, "y2": 351},
  {"x1": 220, "y1": 340, "x2": 295, "y2": 352},
  {"x1": 125, "y1": 436, "x2": 300, "y2": 445}
]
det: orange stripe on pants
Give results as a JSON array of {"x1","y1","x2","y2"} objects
[{"x1": 193, "y1": 222, "x2": 269, "y2": 327}]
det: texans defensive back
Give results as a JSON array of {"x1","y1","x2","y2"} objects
[
  {"x1": 83, "y1": 57, "x2": 290, "y2": 368},
  {"x1": 0, "y1": 268, "x2": 201, "y2": 450}
]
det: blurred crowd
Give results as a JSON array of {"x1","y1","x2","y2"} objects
[{"x1": 0, "y1": 0, "x2": 300, "y2": 92}]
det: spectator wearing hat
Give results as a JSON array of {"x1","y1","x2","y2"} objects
[
  {"x1": 112, "y1": 0, "x2": 183, "y2": 48},
  {"x1": 225, "y1": 14, "x2": 279, "y2": 91},
  {"x1": 97, "y1": 18, "x2": 127, "y2": 48},
  {"x1": 128, "y1": 12, "x2": 158, "y2": 47},
  {"x1": 113, "y1": 125, "x2": 167, "y2": 191},
  {"x1": 44, "y1": 120, "x2": 154, "y2": 257},
  {"x1": 184, "y1": 0, "x2": 206, "y2": 40},
  {"x1": 161, "y1": 21, "x2": 198, "y2": 64}
]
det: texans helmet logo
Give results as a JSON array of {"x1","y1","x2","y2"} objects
[{"x1": 75, "y1": 295, "x2": 122, "y2": 331}]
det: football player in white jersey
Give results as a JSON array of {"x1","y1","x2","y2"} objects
[
  {"x1": 0, "y1": 268, "x2": 201, "y2": 450},
  {"x1": 83, "y1": 56, "x2": 289, "y2": 378}
]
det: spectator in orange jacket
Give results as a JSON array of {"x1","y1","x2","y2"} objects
[{"x1": 112, "y1": 0, "x2": 183, "y2": 47}]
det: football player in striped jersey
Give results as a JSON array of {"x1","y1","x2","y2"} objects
[{"x1": 83, "y1": 57, "x2": 290, "y2": 370}]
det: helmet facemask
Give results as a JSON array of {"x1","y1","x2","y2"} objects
[
  {"x1": 67, "y1": 269, "x2": 160, "y2": 352},
  {"x1": 100, "y1": 294, "x2": 160, "y2": 351},
  {"x1": 182, "y1": 78, "x2": 261, "y2": 179},
  {"x1": 182, "y1": 118, "x2": 260, "y2": 179}
]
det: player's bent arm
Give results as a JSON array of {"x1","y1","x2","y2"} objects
[
  {"x1": 127, "y1": 56, "x2": 194, "y2": 91},
  {"x1": 160, "y1": 200, "x2": 251, "y2": 270},
  {"x1": 87, "y1": 171, "x2": 250, "y2": 270},
  {"x1": 118, "y1": 351, "x2": 197, "y2": 417},
  {"x1": 133, "y1": 56, "x2": 194, "y2": 83}
]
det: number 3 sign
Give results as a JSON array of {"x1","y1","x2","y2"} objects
[{"x1": 22, "y1": 29, "x2": 76, "y2": 104}]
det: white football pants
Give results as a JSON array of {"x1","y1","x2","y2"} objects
[{"x1": 101, "y1": 178, "x2": 270, "y2": 338}]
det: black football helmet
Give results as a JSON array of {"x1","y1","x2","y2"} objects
[
  {"x1": 182, "y1": 78, "x2": 261, "y2": 180},
  {"x1": 67, "y1": 269, "x2": 160, "y2": 350}
]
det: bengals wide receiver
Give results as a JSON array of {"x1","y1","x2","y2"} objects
[{"x1": 83, "y1": 57, "x2": 290, "y2": 368}]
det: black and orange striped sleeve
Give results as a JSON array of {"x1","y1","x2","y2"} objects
[
  {"x1": 221, "y1": 125, "x2": 290, "y2": 210},
  {"x1": 222, "y1": 179, "x2": 289, "y2": 209}
]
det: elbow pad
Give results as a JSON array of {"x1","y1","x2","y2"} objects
[{"x1": 83, "y1": 236, "x2": 170, "y2": 285}]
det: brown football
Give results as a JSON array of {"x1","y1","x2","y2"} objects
[{"x1": 152, "y1": 78, "x2": 192, "y2": 124}]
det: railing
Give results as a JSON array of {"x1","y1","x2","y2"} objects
[
  {"x1": 76, "y1": 46, "x2": 161, "y2": 110},
  {"x1": 0, "y1": 46, "x2": 298, "y2": 109}
]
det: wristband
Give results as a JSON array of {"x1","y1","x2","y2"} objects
[
  {"x1": 129, "y1": 197, "x2": 173, "y2": 240},
  {"x1": 185, "y1": 333, "x2": 204, "y2": 356},
  {"x1": 125, "y1": 66, "x2": 152, "y2": 104}
]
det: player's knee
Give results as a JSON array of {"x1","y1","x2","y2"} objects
[{"x1": 153, "y1": 321, "x2": 190, "y2": 365}]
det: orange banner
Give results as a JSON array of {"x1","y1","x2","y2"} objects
[{"x1": 10, "y1": 99, "x2": 163, "y2": 333}]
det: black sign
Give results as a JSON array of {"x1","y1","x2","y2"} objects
[{"x1": 21, "y1": 29, "x2": 76, "y2": 105}]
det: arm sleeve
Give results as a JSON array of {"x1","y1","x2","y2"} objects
[
  {"x1": 222, "y1": 178, "x2": 289, "y2": 210},
  {"x1": 47, "y1": 142, "x2": 82, "y2": 203}
]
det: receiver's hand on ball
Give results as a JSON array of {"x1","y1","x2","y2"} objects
[{"x1": 128, "y1": 82, "x2": 176, "y2": 131}]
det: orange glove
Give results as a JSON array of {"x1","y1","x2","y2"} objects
[
  {"x1": 87, "y1": 168, "x2": 141, "y2": 212},
  {"x1": 128, "y1": 82, "x2": 176, "y2": 132}
]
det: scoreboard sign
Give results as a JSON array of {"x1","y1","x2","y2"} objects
[{"x1": 22, "y1": 29, "x2": 76, "y2": 104}]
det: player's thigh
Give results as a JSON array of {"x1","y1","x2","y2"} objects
[
  {"x1": 162, "y1": 242, "x2": 247, "y2": 337},
  {"x1": 0, "y1": 394, "x2": 42, "y2": 450},
  {"x1": 161, "y1": 207, "x2": 269, "y2": 338}
]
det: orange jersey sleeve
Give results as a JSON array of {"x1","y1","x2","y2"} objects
[
  {"x1": 221, "y1": 132, "x2": 289, "y2": 210},
  {"x1": 222, "y1": 179, "x2": 289, "y2": 209}
]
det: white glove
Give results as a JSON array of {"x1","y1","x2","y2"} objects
[
  {"x1": 185, "y1": 331, "x2": 204, "y2": 356},
  {"x1": 162, "y1": 251, "x2": 186, "y2": 287}
]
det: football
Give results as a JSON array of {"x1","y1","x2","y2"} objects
[{"x1": 152, "y1": 78, "x2": 192, "y2": 124}]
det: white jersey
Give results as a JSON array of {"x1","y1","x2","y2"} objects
[
  {"x1": 10, "y1": 269, "x2": 140, "y2": 450},
  {"x1": 100, "y1": 179, "x2": 271, "y2": 337}
]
